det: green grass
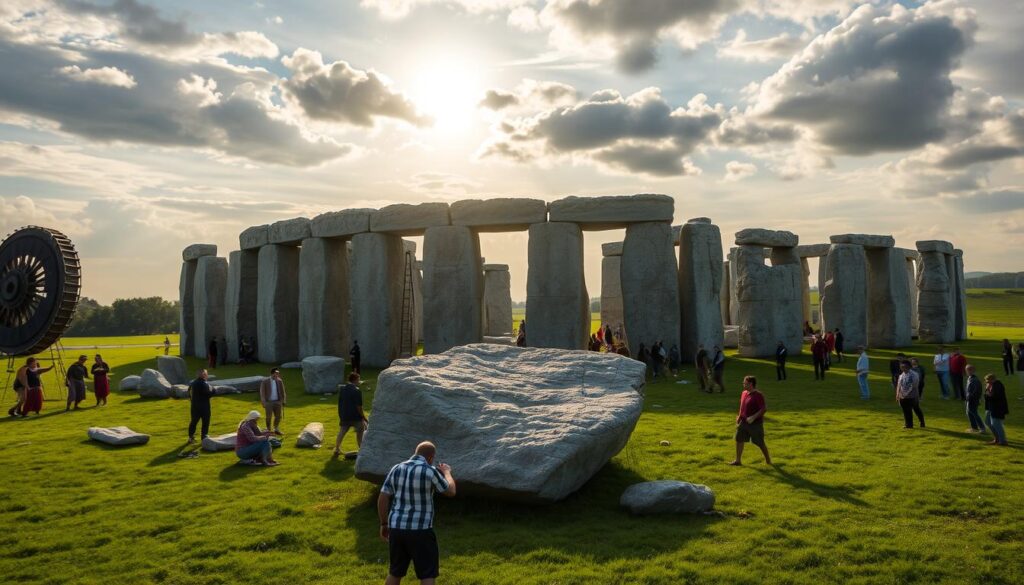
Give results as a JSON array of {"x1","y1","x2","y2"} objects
[
  {"x1": 2, "y1": 332, "x2": 1024, "y2": 584},
  {"x1": 967, "y1": 289, "x2": 1024, "y2": 326}
]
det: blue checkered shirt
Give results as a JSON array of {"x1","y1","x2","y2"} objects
[{"x1": 381, "y1": 455, "x2": 450, "y2": 530}]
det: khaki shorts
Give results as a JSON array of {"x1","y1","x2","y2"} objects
[
  {"x1": 735, "y1": 420, "x2": 765, "y2": 446},
  {"x1": 340, "y1": 420, "x2": 366, "y2": 435}
]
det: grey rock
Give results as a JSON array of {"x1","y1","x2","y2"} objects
[
  {"x1": 350, "y1": 233, "x2": 405, "y2": 367},
  {"x1": 548, "y1": 194, "x2": 673, "y2": 230},
  {"x1": 280, "y1": 362, "x2": 303, "y2": 369},
  {"x1": 296, "y1": 422, "x2": 325, "y2": 448},
  {"x1": 257, "y1": 244, "x2": 300, "y2": 363},
  {"x1": 88, "y1": 426, "x2": 150, "y2": 446},
  {"x1": 118, "y1": 375, "x2": 140, "y2": 391},
  {"x1": 800, "y1": 257, "x2": 812, "y2": 326},
  {"x1": 723, "y1": 325, "x2": 739, "y2": 348},
  {"x1": 795, "y1": 243, "x2": 830, "y2": 257},
  {"x1": 734, "y1": 245, "x2": 803, "y2": 357},
  {"x1": 678, "y1": 220, "x2": 724, "y2": 357},
  {"x1": 302, "y1": 356, "x2": 347, "y2": 394},
  {"x1": 820, "y1": 244, "x2": 867, "y2": 349},
  {"x1": 371, "y1": 202, "x2": 451, "y2": 236},
  {"x1": 484, "y1": 265, "x2": 513, "y2": 336},
  {"x1": 269, "y1": 217, "x2": 311, "y2": 245},
  {"x1": 299, "y1": 238, "x2": 350, "y2": 359},
  {"x1": 193, "y1": 256, "x2": 227, "y2": 358},
  {"x1": 620, "y1": 481, "x2": 715, "y2": 515},
  {"x1": 600, "y1": 255, "x2": 624, "y2": 333},
  {"x1": 954, "y1": 252, "x2": 967, "y2": 340},
  {"x1": 212, "y1": 385, "x2": 240, "y2": 395},
  {"x1": 735, "y1": 228, "x2": 798, "y2": 248},
  {"x1": 202, "y1": 433, "x2": 237, "y2": 452},
  {"x1": 829, "y1": 234, "x2": 895, "y2": 248},
  {"x1": 178, "y1": 261, "x2": 197, "y2": 357},
  {"x1": 602, "y1": 241, "x2": 623, "y2": 257},
  {"x1": 225, "y1": 249, "x2": 259, "y2": 363},
  {"x1": 170, "y1": 384, "x2": 190, "y2": 399},
  {"x1": 483, "y1": 263, "x2": 508, "y2": 271},
  {"x1": 916, "y1": 250, "x2": 954, "y2": 343},
  {"x1": 720, "y1": 260, "x2": 731, "y2": 326},
  {"x1": 212, "y1": 376, "x2": 266, "y2": 393},
  {"x1": 239, "y1": 225, "x2": 270, "y2": 250},
  {"x1": 906, "y1": 256, "x2": 919, "y2": 335},
  {"x1": 865, "y1": 247, "x2": 912, "y2": 348},
  {"x1": 622, "y1": 222, "x2": 680, "y2": 354},
  {"x1": 182, "y1": 244, "x2": 217, "y2": 262},
  {"x1": 156, "y1": 355, "x2": 189, "y2": 385},
  {"x1": 355, "y1": 344, "x2": 646, "y2": 502},
  {"x1": 311, "y1": 208, "x2": 373, "y2": 238},
  {"x1": 526, "y1": 223, "x2": 589, "y2": 349},
  {"x1": 422, "y1": 226, "x2": 484, "y2": 354},
  {"x1": 915, "y1": 240, "x2": 954, "y2": 255},
  {"x1": 138, "y1": 369, "x2": 172, "y2": 398},
  {"x1": 450, "y1": 198, "x2": 547, "y2": 231},
  {"x1": 482, "y1": 335, "x2": 514, "y2": 345}
]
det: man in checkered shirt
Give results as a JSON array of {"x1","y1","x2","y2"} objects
[{"x1": 378, "y1": 441, "x2": 457, "y2": 584}]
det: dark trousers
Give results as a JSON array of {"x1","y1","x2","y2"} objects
[
  {"x1": 813, "y1": 357, "x2": 826, "y2": 380},
  {"x1": 835, "y1": 349, "x2": 844, "y2": 362},
  {"x1": 899, "y1": 398, "x2": 925, "y2": 428},
  {"x1": 776, "y1": 361, "x2": 786, "y2": 381},
  {"x1": 711, "y1": 368, "x2": 724, "y2": 391},
  {"x1": 951, "y1": 373, "x2": 965, "y2": 400},
  {"x1": 189, "y1": 402, "x2": 211, "y2": 439},
  {"x1": 351, "y1": 358, "x2": 361, "y2": 374},
  {"x1": 1003, "y1": 356, "x2": 1014, "y2": 375}
]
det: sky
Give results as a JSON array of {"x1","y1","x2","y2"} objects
[{"x1": 0, "y1": 0, "x2": 1021, "y2": 304}]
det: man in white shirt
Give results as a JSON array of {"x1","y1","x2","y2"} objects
[
  {"x1": 259, "y1": 368, "x2": 288, "y2": 435},
  {"x1": 855, "y1": 346, "x2": 870, "y2": 400},
  {"x1": 933, "y1": 346, "x2": 951, "y2": 399}
]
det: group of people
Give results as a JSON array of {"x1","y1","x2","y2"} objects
[
  {"x1": 7, "y1": 354, "x2": 111, "y2": 417},
  {"x1": 201, "y1": 336, "x2": 259, "y2": 368}
]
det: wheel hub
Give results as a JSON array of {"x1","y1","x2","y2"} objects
[{"x1": 0, "y1": 265, "x2": 30, "y2": 310}]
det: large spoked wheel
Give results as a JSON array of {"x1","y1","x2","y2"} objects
[{"x1": 0, "y1": 226, "x2": 81, "y2": 356}]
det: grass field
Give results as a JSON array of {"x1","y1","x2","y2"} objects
[{"x1": 2, "y1": 303, "x2": 1023, "y2": 584}]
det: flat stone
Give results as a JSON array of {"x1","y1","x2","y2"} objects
[
  {"x1": 212, "y1": 385, "x2": 240, "y2": 395},
  {"x1": 622, "y1": 222, "x2": 680, "y2": 354},
  {"x1": 678, "y1": 220, "x2": 724, "y2": 357},
  {"x1": 897, "y1": 247, "x2": 919, "y2": 260},
  {"x1": 795, "y1": 244, "x2": 830, "y2": 257},
  {"x1": 864, "y1": 247, "x2": 912, "y2": 348},
  {"x1": 280, "y1": 362, "x2": 303, "y2": 369},
  {"x1": 916, "y1": 250, "x2": 954, "y2": 343},
  {"x1": 354, "y1": 344, "x2": 646, "y2": 502},
  {"x1": 602, "y1": 242, "x2": 623, "y2": 257},
  {"x1": 916, "y1": 240, "x2": 954, "y2": 255},
  {"x1": 422, "y1": 226, "x2": 484, "y2": 353},
  {"x1": 225, "y1": 249, "x2": 259, "y2": 364},
  {"x1": 88, "y1": 426, "x2": 150, "y2": 446},
  {"x1": 296, "y1": 422, "x2": 325, "y2": 448},
  {"x1": 370, "y1": 202, "x2": 451, "y2": 236},
  {"x1": 202, "y1": 433, "x2": 237, "y2": 452},
  {"x1": 301, "y1": 356, "x2": 347, "y2": 394},
  {"x1": 156, "y1": 356, "x2": 189, "y2": 385},
  {"x1": 600, "y1": 256, "x2": 623, "y2": 334},
  {"x1": 620, "y1": 481, "x2": 715, "y2": 515},
  {"x1": 734, "y1": 228, "x2": 798, "y2": 248},
  {"x1": 734, "y1": 245, "x2": 803, "y2": 357},
  {"x1": 179, "y1": 261, "x2": 197, "y2": 358},
  {"x1": 482, "y1": 335, "x2": 514, "y2": 345},
  {"x1": 548, "y1": 194, "x2": 674, "y2": 230},
  {"x1": 526, "y1": 223, "x2": 589, "y2": 349},
  {"x1": 269, "y1": 217, "x2": 311, "y2": 245},
  {"x1": 118, "y1": 375, "x2": 140, "y2": 391},
  {"x1": 687, "y1": 217, "x2": 712, "y2": 224},
  {"x1": 311, "y1": 208, "x2": 373, "y2": 238},
  {"x1": 182, "y1": 244, "x2": 217, "y2": 262},
  {"x1": 830, "y1": 234, "x2": 895, "y2": 248},
  {"x1": 450, "y1": 198, "x2": 547, "y2": 231},
  {"x1": 212, "y1": 376, "x2": 266, "y2": 393},
  {"x1": 482, "y1": 264, "x2": 508, "y2": 271},
  {"x1": 239, "y1": 225, "x2": 270, "y2": 250},
  {"x1": 137, "y1": 369, "x2": 172, "y2": 399}
]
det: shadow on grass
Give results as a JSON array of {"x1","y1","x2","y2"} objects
[
  {"x1": 920, "y1": 426, "x2": 1023, "y2": 450},
  {"x1": 219, "y1": 461, "x2": 273, "y2": 481},
  {"x1": 77, "y1": 438, "x2": 149, "y2": 450},
  {"x1": 320, "y1": 458, "x2": 356, "y2": 482},
  {"x1": 147, "y1": 443, "x2": 192, "y2": 466},
  {"x1": 752, "y1": 463, "x2": 868, "y2": 507}
]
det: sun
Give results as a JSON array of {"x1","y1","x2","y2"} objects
[{"x1": 407, "y1": 52, "x2": 485, "y2": 136}]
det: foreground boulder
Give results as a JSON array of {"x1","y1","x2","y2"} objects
[
  {"x1": 302, "y1": 356, "x2": 346, "y2": 394},
  {"x1": 137, "y1": 369, "x2": 172, "y2": 398},
  {"x1": 88, "y1": 426, "x2": 150, "y2": 446},
  {"x1": 296, "y1": 422, "x2": 325, "y2": 447},
  {"x1": 156, "y1": 355, "x2": 189, "y2": 385},
  {"x1": 620, "y1": 481, "x2": 716, "y2": 515},
  {"x1": 355, "y1": 344, "x2": 646, "y2": 502},
  {"x1": 118, "y1": 375, "x2": 141, "y2": 391},
  {"x1": 202, "y1": 433, "x2": 237, "y2": 452}
]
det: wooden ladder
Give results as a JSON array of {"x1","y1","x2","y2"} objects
[{"x1": 398, "y1": 252, "x2": 416, "y2": 358}]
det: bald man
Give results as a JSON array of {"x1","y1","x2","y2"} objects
[{"x1": 378, "y1": 441, "x2": 456, "y2": 585}]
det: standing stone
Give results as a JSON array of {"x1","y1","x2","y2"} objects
[
  {"x1": 526, "y1": 222, "x2": 589, "y2": 350},
  {"x1": 422, "y1": 226, "x2": 484, "y2": 354},
  {"x1": 820, "y1": 244, "x2": 867, "y2": 349},
  {"x1": 193, "y1": 256, "x2": 228, "y2": 359},
  {"x1": 865, "y1": 247, "x2": 912, "y2": 348},
  {"x1": 728, "y1": 248, "x2": 740, "y2": 326},
  {"x1": 916, "y1": 241, "x2": 954, "y2": 343},
  {"x1": 800, "y1": 257, "x2": 812, "y2": 327},
  {"x1": 954, "y1": 250, "x2": 967, "y2": 340},
  {"x1": 257, "y1": 245, "x2": 300, "y2": 363},
  {"x1": 677, "y1": 219, "x2": 723, "y2": 357},
  {"x1": 622, "y1": 222, "x2": 680, "y2": 355},
  {"x1": 299, "y1": 238, "x2": 350, "y2": 359},
  {"x1": 225, "y1": 250, "x2": 259, "y2": 364},
  {"x1": 720, "y1": 260, "x2": 731, "y2": 326},
  {"x1": 178, "y1": 261, "x2": 197, "y2": 357},
  {"x1": 768, "y1": 247, "x2": 804, "y2": 355},
  {"x1": 600, "y1": 255, "x2": 624, "y2": 333},
  {"x1": 483, "y1": 265, "x2": 513, "y2": 336},
  {"x1": 902, "y1": 252, "x2": 919, "y2": 336},
  {"x1": 405, "y1": 242, "x2": 423, "y2": 346},
  {"x1": 734, "y1": 245, "x2": 774, "y2": 357},
  {"x1": 350, "y1": 233, "x2": 405, "y2": 367}
]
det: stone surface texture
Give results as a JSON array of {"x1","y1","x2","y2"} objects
[
  {"x1": 88, "y1": 426, "x2": 150, "y2": 446},
  {"x1": 484, "y1": 265, "x2": 513, "y2": 336},
  {"x1": 157, "y1": 356, "x2": 189, "y2": 385},
  {"x1": 906, "y1": 257, "x2": 919, "y2": 334},
  {"x1": 212, "y1": 376, "x2": 265, "y2": 393},
  {"x1": 182, "y1": 244, "x2": 217, "y2": 262},
  {"x1": 734, "y1": 245, "x2": 803, "y2": 357},
  {"x1": 916, "y1": 240, "x2": 955, "y2": 254},
  {"x1": 735, "y1": 228, "x2": 798, "y2": 247},
  {"x1": 301, "y1": 356, "x2": 347, "y2": 394},
  {"x1": 795, "y1": 244, "x2": 830, "y2": 257},
  {"x1": 916, "y1": 246, "x2": 954, "y2": 343},
  {"x1": 239, "y1": 225, "x2": 269, "y2": 250},
  {"x1": 622, "y1": 222, "x2": 680, "y2": 354},
  {"x1": 450, "y1": 198, "x2": 547, "y2": 231},
  {"x1": 225, "y1": 250, "x2": 259, "y2": 363},
  {"x1": 820, "y1": 244, "x2": 868, "y2": 348},
  {"x1": 422, "y1": 226, "x2": 484, "y2": 354},
  {"x1": 299, "y1": 238, "x2": 350, "y2": 359},
  {"x1": 269, "y1": 217, "x2": 311, "y2": 245},
  {"x1": 865, "y1": 247, "x2": 912, "y2": 347},
  {"x1": 800, "y1": 257, "x2": 812, "y2": 326},
  {"x1": 178, "y1": 261, "x2": 197, "y2": 357},
  {"x1": 118, "y1": 375, "x2": 140, "y2": 391},
  {"x1": 257, "y1": 245, "x2": 300, "y2": 363},
  {"x1": 311, "y1": 208, "x2": 373, "y2": 238},
  {"x1": 602, "y1": 242, "x2": 623, "y2": 257},
  {"x1": 526, "y1": 223, "x2": 589, "y2": 349},
  {"x1": 678, "y1": 220, "x2": 724, "y2": 357},
  {"x1": 202, "y1": 433, "x2": 237, "y2": 451},
  {"x1": 954, "y1": 251, "x2": 967, "y2": 340},
  {"x1": 350, "y1": 233, "x2": 405, "y2": 367},
  {"x1": 193, "y1": 256, "x2": 228, "y2": 358},
  {"x1": 829, "y1": 234, "x2": 896, "y2": 248},
  {"x1": 720, "y1": 260, "x2": 731, "y2": 326},
  {"x1": 296, "y1": 422, "x2": 325, "y2": 447},
  {"x1": 600, "y1": 255, "x2": 624, "y2": 332},
  {"x1": 370, "y1": 202, "x2": 450, "y2": 236},
  {"x1": 620, "y1": 480, "x2": 715, "y2": 515},
  {"x1": 138, "y1": 369, "x2": 172, "y2": 398},
  {"x1": 354, "y1": 344, "x2": 646, "y2": 502},
  {"x1": 547, "y1": 194, "x2": 674, "y2": 229}
]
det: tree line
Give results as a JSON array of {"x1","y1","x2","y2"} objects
[{"x1": 66, "y1": 297, "x2": 179, "y2": 337}]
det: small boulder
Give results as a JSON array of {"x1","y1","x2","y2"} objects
[
  {"x1": 88, "y1": 426, "x2": 150, "y2": 446},
  {"x1": 170, "y1": 385, "x2": 190, "y2": 399},
  {"x1": 156, "y1": 355, "x2": 189, "y2": 385},
  {"x1": 296, "y1": 422, "x2": 325, "y2": 448},
  {"x1": 201, "y1": 433, "x2": 237, "y2": 452},
  {"x1": 137, "y1": 369, "x2": 172, "y2": 398},
  {"x1": 212, "y1": 385, "x2": 239, "y2": 395},
  {"x1": 280, "y1": 362, "x2": 303, "y2": 369},
  {"x1": 212, "y1": 376, "x2": 265, "y2": 393},
  {"x1": 659, "y1": 440, "x2": 671, "y2": 447},
  {"x1": 301, "y1": 356, "x2": 346, "y2": 394},
  {"x1": 620, "y1": 481, "x2": 715, "y2": 515},
  {"x1": 118, "y1": 375, "x2": 141, "y2": 391}
]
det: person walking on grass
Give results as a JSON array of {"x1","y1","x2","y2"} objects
[
  {"x1": 775, "y1": 341, "x2": 787, "y2": 381},
  {"x1": 637, "y1": 343, "x2": 651, "y2": 379},
  {"x1": 983, "y1": 374, "x2": 1009, "y2": 446},
  {"x1": 350, "y1": 340, "x2": 362, "y2": 375},
  {"x1": 378, "y1": 441, "x2": 457, "y2": 585},
  {"x1": 187, "y1": 369, "x2": 214, "y2": 444},
  {"x1": 964, "y1": 365, "x2": 986, "y2": 434},
  {"x1": 91, "y1": 354, "x2": 110, "y2": 407},
  {"x1": 950, "y1": 348, "x2": 967, "y2": 401},
  {"x1": 910, "y1": 358, "x2": 927, "y2": 400},
  {"x1": 65, "y1": 355, "x2": 89, "y2": 411},
  {"x1": 651, "y1": 341, "x2": 665, "y2": 379},
  {"x1": 711, "y1": 346, "x2": 726, "y2": 393},
  {"x1": 1001, "y1": 339, "x2": 1015, "y2": 376},
  {"x1": 235, "y1": 410, "x2": 279, "y2": 466},
  {"x1": 811, "y1": 334, "x2": 828, "y2": 381},
  {"x1": 12, "y1": 357, "x2": 53, "y2": 417},
  {"x1": 259, "y1": 368, "x2": 287, "y2": 435},
  {"x1": 856, "y1": 346, "x2": 870, "y2": 400},
  {"x1": 933, "y1": 346, "x2": 952, "y2": 399},
  {"x1": 163, "y1": 336, "x2": 170, "y2": 356},
  {"x1": 333, "y1": 372, "x2": 367, "y2": 459},
  {"x1": 729, "y1": 376, "x2": 771, "y2": 466},
  {"x1": 695, "y1": 345, "x2": 710, "y2": 392},
  {"x1": 833, "y1": 328, "x2": 845, "y2": 362},
  {"x1": 895, "y1": 360, "x2": 925, "y2": 429}
]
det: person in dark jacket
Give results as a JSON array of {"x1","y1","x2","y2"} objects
[
  {"x1": 636, "y1": 344, "x2": 651, "y2": 379},
  {"x1": 668, "y1": 344, "x2": 680, "y2": 377},
  {"x1": 889, "y1": 353, "x2": 906, "y2": 389},
  {"x1": 964, "y1": 365, "x2": 985, "y2": 433},
  {"x1": 332, "y1": 372, "x2": 367, "y2": 459},
  {"x1": 811, "y1": 335, "x2": 828, "y2": 380},
  {"x1": 833, "y1": 328, "x2": 845, "y2": 362},
  {"x1": 1001, "y1": 339, "x2": 1015, "y2": 375},
  {"x1": 983, "y1": 373, "x2": 1009, "y2": 446},
  {"x1": 910, "y1": 358, "x2": 926, "y2": 400},
  {"x1": 187, "y1": 369, "x2": 215, "y2": 443},
  {"x1": 207, "y1": 338, "x2": 218, "y2": 369},
  {"x1": 775, "y1": 341, "x2": 787, "y2": 381},
  {"x1": 65, "y1": 355, "x2": 90, "y2": 411},
  {"x1": 695, "y1": 345, "x2": 710, "y2": 392},
  {"x1": 710, "y1": 346, "x2": 726, "y2": 392},
  {"x1": 651, "y1": 341, "x2": 665, "y2": 378},
  {"x1": 349, "y1": 340, "x2": 362, "y2": 374}
]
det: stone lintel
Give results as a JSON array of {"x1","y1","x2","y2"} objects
[
  {"x1": 829, "y1": 233, "x2": 895, "y2": 248},
  {"x1": 370, "y1": 202, "x2": 451, "y2": 236},
  {"x1": 311, "y1": 208, "x2": 373, "y2": 238},
  {"x1": 547, "y1": 194, "x2": 674, "y2": 230},
  {"x1": 182, "y1": 244, "x2": 217, "y2": 262},
  {"x1": 794, "y1": 243, "x2": 830, "y2": 257},
  {"x1": 269, "y1": 217, "x2": 312, "y2": 246},
  {"x1": 734, "y1": 228, "x2": 798, "y2": 248},
  {"x1": 916, "y1": 240, "x2": 954, "y2": 254},
  {"x1": 239, "y1": 225, "x2": 269, "y2": 250},
  {"x1": 602, "y1": 242, "x2": 623, "y2": 257},
  {"x1": 450, "y1": 198, "x2": 547, "y2": 231}
]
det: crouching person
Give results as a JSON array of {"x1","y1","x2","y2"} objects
[{"x1": 235, "y1": 410, "x2": 279, "y2": 466}]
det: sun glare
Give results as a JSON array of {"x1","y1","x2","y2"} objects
[{"x1": 408, "y1": 52, "x2": 484, "y2": 136}]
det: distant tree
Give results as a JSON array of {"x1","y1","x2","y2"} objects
[
  {"x1": 66, "y1": 297, "x2": 179, "y2": 337},
  {"x1": 590, "y1": 297, "x2": 601, "y2": 313}
]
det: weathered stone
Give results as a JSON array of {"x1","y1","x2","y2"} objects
[
  {"x1": 800, "y1": 257, "x2": 812, "y2": 326},
  {"x1": 88, "y1": 426, "x2": 150, "y2": 446},
  {"x1": 620, "y1": 481, "x2": 715, "y2": 515},
  {"x1": 600, "y1": 255, "x2": 624, "y2": 333},
  {"x1": 239, "y1": 225, "x2": 269, "y2": 250},
  {"x1": 350, "y1": 233, "x2": 405, "y2": 367},
  {"x1": 311, "y1": 208, "x2": 373, "y2": 238},
  {"x1": 269, "y1": 217, "x2": 311, "y2": 245},
  {"x1": 423, "y1": 226, "x2": 484, "y2": 354},
  {"x1": 370, "y1": 202, "x2": 450, "y2": 236},
  {"x1": 820, "y1": 244, "x2": 867, "y2": 348},
  {"x1": 482, "y1": 335, "x2": 514, "y2": 345},
  {"x1": 182, "y1": 244, "x2": 217, "y2": 262},
  {"x1": 257, "y1": 245, "x2": 300, "y2": 363},
  {"x1": 483, "y1": 265, "x2": 513, "y2": 336},
  {"x1": 623, "y1": 222, "x2": 680, "y2": 354},
  {"x1": 735, "y1": 245, "x2": 803, "y2": 357},
  {"x1": 728, "y1": 249, "x2": 739, "y2": 326},
  {"x1": 450, "y1": 198, "x2": 547, "y2": 231},
  {"x1": 720, "y1": 260, "x2": 731, "y2": 326},
  {"x1": 678, "y1": 220, "x2": 723, "y2": 357},
  {"x1": 723, "y1": 325, "x2": 739, "y2": 348},
  {"x1": 672, "y1": 224, "x2": 683, "y2": 245},
  {"x1": 118, "y1": 375, "x2": 140, "y2": 391},
  {"x1": 954, "y1": 250, "x2": 967, "y2": 340},
  {"x1": 735, "y1": 228, "x2": 798, "y2": 248},
  {"x1": 225, "y1": 250, "x2": 259, "y2": 363},
  {"x1": 795, "y1": 243, "x2": 830, "y2": 257},
  {"x1": 915, "y1": 240, "x2": 954, "y2": 255},
  {"x1": 138, "y1": 369, "x2": 172, "y2": 398},
  {"x1": 829, "y1": 234, "x2": 895, "y2": 248},
  {"x1": 212, "y1": 385, "x2": 239, "y2": 395},
  {"x1": 548, "y1": 194, "x2": 673, "y2": 230},
  {"x1": 212, "y1": 376, "x2": 265, "y2": 393},
  {"x1": 296, "y1": 422, "x2": 325, "y2": 448},
  {"x1": 355, "y1": 344, "x2": 646, "y2": 502},
  {"x1": 602, "y1": 242, "x2": 623, "y2": 257},
  {"x1": 916, "y1": 247, "x2": 954, "y2": 343},
  {"x1": 526, "y1": 223, "x2": 589, "y2": 349},
  {"x1": 409, "y1": 242, "x2": 424, "y2": 345},
  {"x1": 301, "y1": 356, "x2": 346, "y2": 394},
  {"x1": 157, "y1": 356, "x2": 189, "y2": 385},
  {"x1": 193, "y1": 256, "x2": 228, "y2": 359},
  {"x1": 299, "y1": 238, "x2": 350, "y2": 359},
  {"x1": 280, "y1": 362, "x2": 302, "y2": 369},
  {"x1": 202, "y1": 433, "x2": 236, "y2": 452},
  {"x1": 178, "y1": 261, "x2": 197, "y2": 357},
  {"x1": 906, "y1": 256, "x2": 919, "y2": 335},
  {"x1": 865, "y1": 247, "x2": 912, "y2": 348},
  {"x1": 169, "y1": 384, "x2": 190, "y2": 399}
]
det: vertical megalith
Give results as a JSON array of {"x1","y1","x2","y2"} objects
[
  {"x1": 916, "y1": 240, "x2": 955, "y2": 343},
  {"x1": 734, "y1": 245, "x2": 774, "y2": 357},
  {"x1": 820, "y1": 244, "x2": 867, "y2": 349},
  {"x1": 600, "y1": 242, "x2": 624, "y2": 334},
  {"x1": 405, "y1": 241, "x2": 423, "y2": 346},
  {"x1": 728, "y1": 248, "x2": 740, "y2": 326},
  {"x1": 225, "y1": 250, "x2": 259, "y2": 363},
  {"x1": 622, "y1": 222, "x2": 680, "y2": 355},
  {"x1": 954, "y1": 250, "x2": 967, "y2": 340},
  {"x1": 483, "y1": 265, "x2": 513, "y2": 336},
  {"x1": 678, "y1": 218, "x2": 723, "y2": 357},
  {"x1": 256, "y1": 244, "x2": 300, "y2": 363},
  {"x1": 193, "y1": 256, "x2": 228, "y2": 359},
  {"x1": 422, "y1": 226, "x2": 484, "y2": 354},
  {"x1": 800, "y1": 257, "x2": 812, "y2": 327},
  {"x1": 299, "y1": 237, "x2": 350, "y2": 359},
  {"x1": 350, "y1": 233, "x2": 405, "y2": 367},
  {"x1": 865, "y1": 247, "x2": 912, "y2": 348},
  {"x1": 526, "y1": 222, "x2": 589, "y2": 350},
  {"x1": 903, "y1": 252, "x2": 919, "y2": 335},
  {"x1": 179, "y1": 261, "x2": 197, "y2": 357},
  {"x1": 768, "y1": 246, "x2": 804, "y2": 354}
]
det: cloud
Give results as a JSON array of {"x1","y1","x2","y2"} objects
[
  {"x1": 280, "y1": 48, "x2": 429, "y2": 127},
  {"x1": 479, "y1": 89, "x2": 519, "y2": 111},
  {"x1": 943, "y1": 188, "x2": 1024, "y2": 214},
  {"x1": 0, "y1": 195, "x2": 60, "y2": 236},
  {"x1": 724, "y1": 160, "x2": 757, "y2": 181},
  {"x1": 58, "y1": 64, "x2": 137, "y2": 87},
  {"x1": 360, "y1": 0, "x2": 528, "y2": 20},
  {"x1": 718, "y1": 29, "x2": 804, "y2": 62},
  {"x1": 478, "y1": 79, "x2": 577, "y2": 111}
]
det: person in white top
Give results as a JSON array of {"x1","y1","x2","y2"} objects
[
  {"x1": 933, "y1": 345, "x2": 951, "y2": 399},
  {"x1": 259, "y1": 368, "x2": 288, "y2": 435},
  {"x1": 855, "y1": 346, "x2": 870, "y2": 400}
]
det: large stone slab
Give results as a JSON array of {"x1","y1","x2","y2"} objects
[
  {"x1": 423, "y1": 226, "x2": 484, "y2": 354},
  {"x1": 157, "y1": 356, "x2": 189, "y2": 385},
  {"x1": 916, "y1": 247, "x2": 954, "y2": 343},
  {"x1": 602, "y1": 242, "x2": 623, "y2": 257},
  {"x1": 547, "y1": 194, "x2": 673, "y2": 230},
  {"x1": 800, "y1": 257, "x2": 812, "y2": 326},
  {"x1": 299, "y1": 238, "x2": 350, "y2": 359},
  {"x1": 302, "y1": 356, "x2": 346, "y2": 394},
  {"x1": 678, "y1": 219, "x2": 723, "y2": 357},
  {"x1": 916, "y1": 240, "x2": 954, "y2": 255},
  {"x1": 296, "y1": 422, "x2": 325, "y2": 448},
  {"x1": 820, "y1": 244, "x2": 867, "y2": 348},
  {"x1": 257, "y1": 245, "x2": 300, "y2": 363},
  {"x1": 954, "y1": 250, "x2": 967, "y2": 340},
  {"x1": 354, "y1": 344, "x2": 646, "y2": 502},
  {"x1": 795, "y1": 243, "x2": 830, "y2": 257},
  {"x1": 720, "y1": 260, "x2": 731, "y2": 326},
  {"x1": 138, "y1": 369, "x2": 172, "y2": 398},
  {"x1": 225, "y1": 250, "x2": 259, "y2": 363},
  {"x1": 269, "y1": 217, "x2": 311, "y2": 245},
  {"x1": 600, "y1": 255, "x2": 624, "y2": 333},
  {"x1": 182, "y1": 244, "x2": 217, "y2": 262},
  {"x1": 350, "y1": 233, "x2": 405, "y2": 367},
  {"x1": 213, "y1": 376, "x2": 266, "y2": 393},
  {"x1": 178, "y1": 261, "x2": 197, "y2": 357},
  {"x1": 865, "y1": 247, "x2": 912, "y2": 347},
  {"x1": 735, "y1": 228, "x2": 798, "y2": 248},
  {"x1": 88, "y1": 426, "x2": 150, "y2": 446},
  {"x1": 311, "y1": 208, "x2": 373, "y2": 238},
  {"x1": 829, "y1": 234, "x2": 895, "y2": 248},
  {"x1": 239, "y1": 225, "x2": 269, "y2": 250},
  {"x1": 620, "y1": 480, "x2": 715, "y2": 515},
  {"x1": 202, "y1": 433, "x2": 237, "y2": 452},
  {"x1": 734, "y1": 245, "x2": 802, "y2": 357},
  {"x1": 193, "y1": 256, "x2": 228, "y2": 359},
  {"x1": 906, "y1": 256, "x2": 919, "y2": 335},
  {"x1": 483, "y1": 265, "x2": 513, "y2": 336},
  {"x1": 526, "y1": 223, "x2": 589, "y2": 349},
  {"x1": 370, "y1": 202, "x2": 451, "y2": 236},
  {"x1": 623, "y1": 222, "x2": 681, "y2": 355},
  {"x1": 450, "y1": 198, "x2": 547, "y2": 231},
  {"x1": 410, "y1": 245, "x2": 424, "y2": 345},
  {"x1": 728, "y1": 249, "x2": 739, "y2": 325}
]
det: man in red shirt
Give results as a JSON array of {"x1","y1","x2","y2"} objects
[
  {"x1": 729, "y1": 375, "x2": 772, "y2": 466},
  {"x1": 949, "y1": 348, "x2": 967, "y2": 401},
  {"x1": 811, "y1": 335, "x2": 828, "y2": 380}
]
